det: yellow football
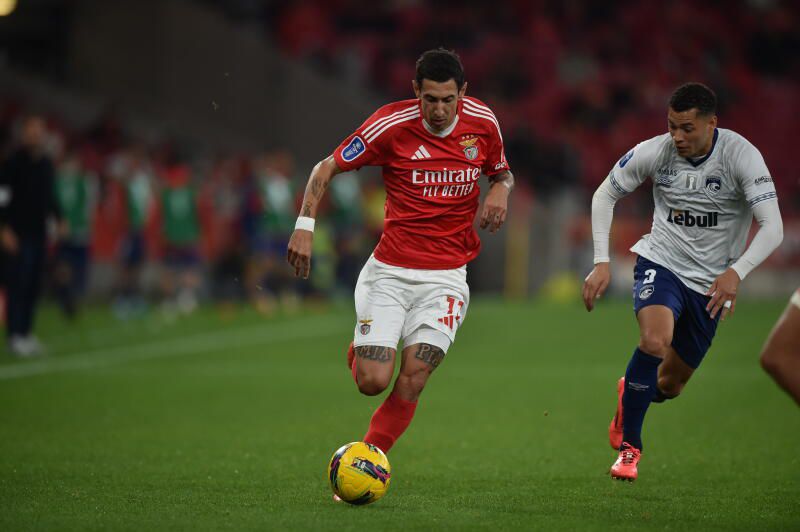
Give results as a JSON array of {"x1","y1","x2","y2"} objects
[{"x1": 327, "y1": 442, "x2": 391, "y2": 505}]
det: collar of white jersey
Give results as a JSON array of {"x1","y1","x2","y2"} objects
[
  {"x1": 685, "y1": 128, "x2": 719, "y2": 167},
  {"x1": 422, "y1": 114, "x2": 459, "y2": 138}
]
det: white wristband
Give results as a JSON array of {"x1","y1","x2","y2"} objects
[{"x1": 295, "y1": 216, "x2": 315, "y2": 232}]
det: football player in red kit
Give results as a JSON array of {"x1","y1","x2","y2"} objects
[{"x1": 287, "y1": 48, "x2": 514, "y2": 456}]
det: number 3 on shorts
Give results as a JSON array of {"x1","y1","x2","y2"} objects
[{"x1": 643, "y1": 269, "x2": 657, "y2": 284}]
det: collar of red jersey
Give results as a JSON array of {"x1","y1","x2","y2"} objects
[{"x1": 422, "y1": 114, "x2": 459, "y2": 138}]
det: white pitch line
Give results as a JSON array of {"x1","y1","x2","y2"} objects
[{"x1": 0, "y1": 316, "x2": 348, "y2": 381}]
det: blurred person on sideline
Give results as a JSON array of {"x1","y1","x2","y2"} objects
[
  {"x1": 52, "y1": 150, "x2": 98, "y2": 319},
  {"x1": 205, "y1": 157, "x2": 246, "y2": 316},
  {"x1": 158, "y1": 164, "x2": 202, "y2": 316},
  {"x1": 111, "y1": 145, "x2": 155, "y2": 318},
  {"x1": 245, "y1": 150, "x2": 298, "y2": 314},
  {"x1": 328, "y1": 171, "x2": 367, "y2": 293},
  {"x1": 0, "y1": 115, "x2": 65, "y2": 356},
  {"x1": 759, "y1": 287, "x2": 800, "y2": 406}
]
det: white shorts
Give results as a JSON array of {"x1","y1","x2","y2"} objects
[{"x1": 353, "y1": 255, "x2": 470, "y2": 354}]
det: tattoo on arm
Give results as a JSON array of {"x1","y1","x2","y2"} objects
[
  {"x1": 414, "y1": 344, "x2": 445, "y2": 369},
  {"x1": 309, "y1": 175, "x2": 328, "y2": 199},
  {"x1": 298, "y1": 171, "x2": 331, "y2": 219},
  {"x1": 355, "y1": 345, "x2": 394, "y2": 363},
  {"x1": 489, "y1": 170, "x2": 514, "y2": 189}
]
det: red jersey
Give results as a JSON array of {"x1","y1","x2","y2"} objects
[{"x1": 332, "y1": 97, "x2": 509, "y2": 269}]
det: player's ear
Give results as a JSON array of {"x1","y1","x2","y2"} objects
[
  {"x1": 709, "y1": 114, "x2": 718, "y2": 130},
  {"x1": 412, "y1": 80, "x2": 421, "y2": 99},
  {"x1": 459, "y1": 81, "x2": 468, "y2": 99}
]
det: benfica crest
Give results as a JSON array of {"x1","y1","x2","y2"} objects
[
  {"x1": 359, "y1": 319, "x2": 373, "y2": 335},
  {"x1": 459, "y1": 137, "x2": 479, "y2": 160}
]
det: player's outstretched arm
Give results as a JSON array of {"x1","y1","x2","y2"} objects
[
  {"x1": 583, "y1": 177, "x2": 622, "y2": 311},
  {"x1": 583, "y1": 262, "x2": 610, "y2": 312},
  {"x1": 480, "y1": 170, "x2": 513, "y2": 233},
  {"x1": 705, "y1": 199, "x2": 783, "y2": 320},
  {"x1": 286, "y1": 156, "x2": 342, "y2": 279}
]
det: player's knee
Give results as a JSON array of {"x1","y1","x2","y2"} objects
[
  {"x1": 657, "y1": 375, "x2": 685, "y2": 398},
  {"x1": 357, "y1": 372, "x2": 391, "y2": 396},
  {"x1": 760, "y1": 347, "x2": 786, "y2": 377},
  {"x1": 639, "y1": 333, "x2": 672, "y2": 358}
]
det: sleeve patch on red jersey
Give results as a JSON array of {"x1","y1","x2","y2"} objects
[{"x1": 342, "y1": 136, "x2": 366, "y2": 162}]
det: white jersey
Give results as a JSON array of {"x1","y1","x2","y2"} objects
[{"x1": 609, "y1": 128, "x2": 778, "y2": 294}]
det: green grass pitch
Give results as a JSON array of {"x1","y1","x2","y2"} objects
[{"x1": 0, "y1": 298, "x2": 798, "y2": 530}]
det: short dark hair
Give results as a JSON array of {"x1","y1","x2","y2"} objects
[
  {"x1": 415, "y1": 48, "x2": 465, "y2": 89},
  {"x1": 669, "y1": 82, "x2": 717, "y2": 116}
]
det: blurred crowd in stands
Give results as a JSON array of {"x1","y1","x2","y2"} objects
[
  {"x1": 264, "y1": 0, "x2": 798, "y2": 211},
  {"x1": 259, "y1": 0, "x2": 799, "y2": 285},
  {"x1": 0, "y1": 103, "x2": 385, "y2": 319}
]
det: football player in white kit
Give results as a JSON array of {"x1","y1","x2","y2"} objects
[{"x1": 582, "y1": 83, "x2": 784, "y2": 481}]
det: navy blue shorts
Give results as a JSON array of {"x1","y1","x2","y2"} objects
[{"x1": 632, "y1": 256, "x2": 720, "y2": 369}]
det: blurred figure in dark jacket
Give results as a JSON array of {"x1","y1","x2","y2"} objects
[{"x1": 0, "y1": 115, "x2": 64, "y2": 357}]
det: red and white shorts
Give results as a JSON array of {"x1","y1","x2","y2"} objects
[{"x1": 353, "y1": 255, "x2": 470, "y2": 354}]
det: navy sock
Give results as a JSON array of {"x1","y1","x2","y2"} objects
[{"x1": 622, "y1": 348, "x2": 662, "y2": 451}]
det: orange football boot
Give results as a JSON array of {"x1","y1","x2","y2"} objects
[
  {"x1": 609, "y1": 377, "x2": 624, "y2": 450},
  {"x1": 610, "y1": 442, "x2": 641, "y2": 481}
]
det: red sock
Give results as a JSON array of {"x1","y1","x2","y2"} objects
[{"x1": 363, "y1": 392, "x2": 417, "y2": 454}]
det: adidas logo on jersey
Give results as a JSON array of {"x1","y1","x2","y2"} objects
[{"x1": 411, "y1": 145, "x2": 432, "y2": 160}]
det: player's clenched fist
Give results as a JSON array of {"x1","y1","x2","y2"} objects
[
  {"x1": 287, "y1": 229, "x2": 313, "y2": 279},
  {"x1": 583, "y1": 262, "x2": 610, "y2": 312},
  {"x1": 705, "y1": 267, "x2": 740, "y2": 320},
  {"x1": 480, "y1": 177, "x2": 512, "y2": 233}
]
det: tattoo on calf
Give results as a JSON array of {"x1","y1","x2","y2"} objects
[
  {"x1": 355, "y1": 345, "x2": 393, "y2": 363},
  {"x1": 414, "y1": 344, "x2": 445, "y2": 369}
]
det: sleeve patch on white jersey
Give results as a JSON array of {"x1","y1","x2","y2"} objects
[{"x1": 618, "y1": 149, "x2": 634, "y2": 168}]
